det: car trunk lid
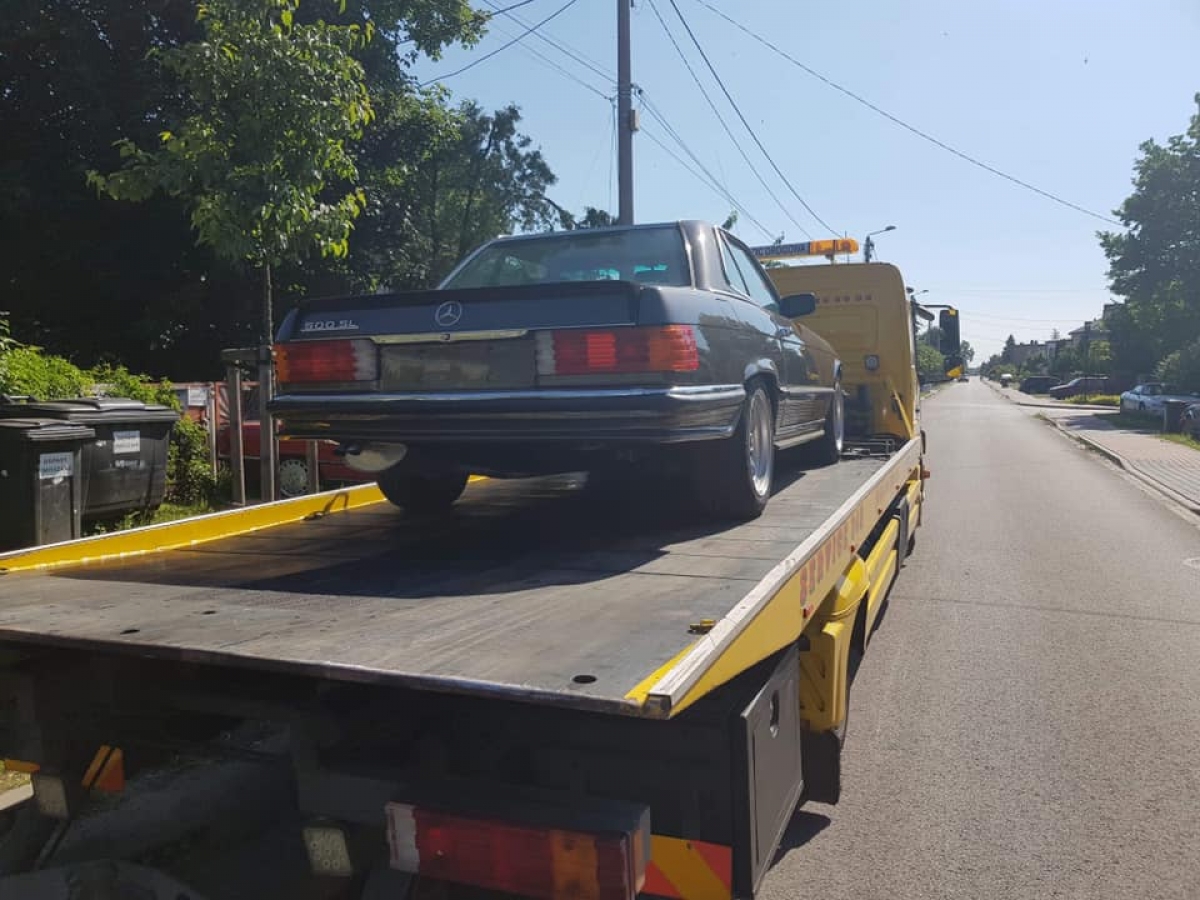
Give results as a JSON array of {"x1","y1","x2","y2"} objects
[{"x1": 284, "y1": 282, "x2": 642, "y2": 392}]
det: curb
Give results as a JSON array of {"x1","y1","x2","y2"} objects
[
  {"x1": 1045, "y1": 421, "x2": 1200, "y2": 516},
  {"x1": 986, "y1": 382, "x2": 1114, "y2": 411}
]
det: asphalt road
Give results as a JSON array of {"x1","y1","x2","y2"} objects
[{"x1": 761, "y1": 378, "x2": 1200, "y2": 900}]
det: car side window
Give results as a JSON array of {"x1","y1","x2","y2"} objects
[
  {"x1": 727, "y1": 240, "x2": 780, "y2": 311},
  {"x1": 718, "y1": 235, "x2": 751, "y2": 295}
]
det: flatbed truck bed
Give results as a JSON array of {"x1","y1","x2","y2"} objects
[{"x1": 0, "y1": 445, "x2": 912, "y2": 720}]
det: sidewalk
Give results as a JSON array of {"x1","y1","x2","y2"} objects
[
  {"x1": 1038, "y1": 406, "x2": 1200, "y2": 513},
  {"x1": 984, "y1": 379, "x2": 1200, "y2": 512}
]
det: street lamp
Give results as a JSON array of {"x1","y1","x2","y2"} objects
[{"x1": 863, "y1": 225, "x2": 896, "y2": 263}]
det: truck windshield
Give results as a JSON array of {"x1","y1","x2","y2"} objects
[{"x1": 442, "y1": 226, "x2": 691, "y2": 289}]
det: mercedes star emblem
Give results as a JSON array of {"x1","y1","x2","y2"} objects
[{"x1": 434, "y1": 300, "x2": 463, "y2": 327}]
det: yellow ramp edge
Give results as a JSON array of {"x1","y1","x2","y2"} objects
[{"x1": 0, "y1": 484, "x2": 388, "y2": 574}]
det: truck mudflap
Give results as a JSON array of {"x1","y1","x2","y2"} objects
[{"x1": 0, "y1": 860, "x2": 207, "y2": 900}]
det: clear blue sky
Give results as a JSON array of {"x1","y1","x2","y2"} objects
[{"x1": 412, "y1": 0, "x2": 1200, "y2": 359}]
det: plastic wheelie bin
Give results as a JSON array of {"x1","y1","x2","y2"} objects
[
  {"x1": 0, "y1": 398, "x2": 179, "y2": 521},
  {"x1": 0, "y1": 418, "x2": 95, "y2": 550}
]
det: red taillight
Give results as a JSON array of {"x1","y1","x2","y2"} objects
[
  {"x1": 386, "y1": 802, "x2": 648, "y2": 900},
  {"x1": 274, "y1": 339, "x2": 378, "y2": 384},
  {"x1": 537, "y1": 326, "x2": 699, "y2": 377}
]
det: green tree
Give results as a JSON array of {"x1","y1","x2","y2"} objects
[
  {"x1": 1050, "y1": 345, "x2": 1083, "y2": 376},
  {"x1": 959, "y1": 340, "x2": 975, "y2": 364},
  {"x1": 89, "y1": 0, "x2": 376, "y2": 345},
  {"x1": 2, "y1": 0, "x2": 482, "y2": 376},
  {"x1": 916, "y1": 343, "x2": 945, "y2": 381},
  {"x1": 1155, "y1": 338, "x2": 1200, "y2": 392},
  {"x1": 362, "y1": 101, "x2": 560, "y2": 289},
  {"x1": 1023, "y1": 353, "x2": 1048, "y2": 374},
  {"x1": 1000, "y1": 334, "x2": 1017, "y2": 363},
  {"x1": 1099, "y1": 95, "x2": 1200, "y2": 375}
]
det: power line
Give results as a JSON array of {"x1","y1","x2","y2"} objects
[
  {"x1": 636, "y1": 96, "x2": 774, "y2": 237},
  {"x1": 692, "y1": 0, "x2": 1121, "y2": 227},
  {"x1": 485, "y1": 0, "x2": 539, "y2": 15},
  {"x1": 421, "y1": 0, "x2": 583, "y2": 86},
  {"x1": 641, "y1": 126, "x2": 775, "y2": 241},
  {"x1": 484, "y1": 0, "x2": 613, "y2": 84},
  {"x1": 484, "y1": 17, "x2": 610, "y2": 101},
  {"x1": 644, "y1": 0, "x2": 810, "y2": 239},
  {"x1": 665, "y1": 0, "x2": 838, "y2": 235}
]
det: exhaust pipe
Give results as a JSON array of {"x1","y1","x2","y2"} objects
[{"x1": 337, "y1": 443, "x2": 408, "y2": 473}]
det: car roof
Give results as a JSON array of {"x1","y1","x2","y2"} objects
[{"x1": 485, "y1": 220, "x2": 708, "y2": 245}]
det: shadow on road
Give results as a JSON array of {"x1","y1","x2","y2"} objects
[{"x1": 772, "y1": 809, "x2": 833, "y2": 867}]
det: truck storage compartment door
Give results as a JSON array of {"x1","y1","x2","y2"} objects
[{"x1": 732, "y1": 645, "x2": 803, "y2": 898}]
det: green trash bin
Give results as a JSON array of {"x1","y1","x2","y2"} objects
[
  {"x1": 0, "y1": 419, "x2": 95, "y2": 550},
  {"x1": 0, "y1": 399, "x2": 179, "y2": 521}
]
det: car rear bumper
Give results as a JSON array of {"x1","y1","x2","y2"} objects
[{"x1": 270, "y1": 385, "x2": 746, "y2": 443}]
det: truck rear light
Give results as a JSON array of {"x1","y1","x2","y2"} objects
[
  {"x1": 536, "y1": 326, "x2": 699, "y2": 376},
  {"x1": 386, "y1": 802, "x2": 648, "y2": 900},
  {"x1": 274, "y1": 339, "x2": 378, "y2": 384}
]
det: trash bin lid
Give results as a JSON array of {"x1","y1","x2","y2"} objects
[
  {"x1": 0, "y1": 418, "x2": 96, "y2": 443},
  {"x1": 0, "y1": 397, "x2": 179, "y2": 424}
]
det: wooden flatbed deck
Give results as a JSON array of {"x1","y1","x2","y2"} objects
[{"x1": 0, "y1": 451, "x2": 908, "y2": 718}]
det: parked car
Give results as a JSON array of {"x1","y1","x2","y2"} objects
[
  {"x1": 217, "y1": 386, "x2": 372, "y2": 497},
  {"x1": 999, "y1": 373, "x2": 1014, "y2": 387},
  {"x1": 271, "y1": 220, "x2": 845, "y2": 519},
  {"x1": 1048, "y1": 376, "x2": 1108, "y2": 399},
  {"x1": 1119, "y1": 382, "x2": 1200, "y2": 414},
  {"x1": 1184, "y1": 402, "x2": 1200, "y2": 439},
  {"x1": 1020, "y1": 375, "x2": 1061, "y2": 394}
]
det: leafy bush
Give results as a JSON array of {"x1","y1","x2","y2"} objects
[
  {"x1": 0, "y1": 347, "x2": 94, "y2": 400},
  {"x1": 91, "y1": 362, "x2": 176, "y2": 408},
  {"x1": 0, "y1": 338, "x2": 216, "y2": 508},
  {"x1": 1155, "y1": 338, "x2": 1200, "y2": 393}
]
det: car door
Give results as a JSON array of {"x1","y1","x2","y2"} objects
[{"x1": 721, "y1": 235, "x2": 823, "y2": 433}]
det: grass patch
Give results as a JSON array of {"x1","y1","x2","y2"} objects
[
  {"x1": 1058, "y1": 394, "x2": 1120, "y2": 407},
  {"x1": 85, "y1": 500, "x2": 218, "y2": 536},
  {"x1": 1162, "y1": 432, "x2": 1200, "y2": 452},
  {"x1": 1096, "y1": 411, "x2": 1200, "y2": 451}
]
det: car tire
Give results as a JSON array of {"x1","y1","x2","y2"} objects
[
  {"x1": 695, "y1": 380, "x2": 775, "y2": 520},
  {"x1": 278, "y1": 458, "x2": 312, "y2": 498},
  {"x1": 377, "y1": 466, "x2": 469, "y2": 514},
  {"x1": 807, "y1": 379, "x2": 845, "y2": 466}
]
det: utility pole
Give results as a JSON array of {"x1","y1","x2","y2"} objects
[{"x1": 617, "y1": 0, "x2": 634, "y2": 225}]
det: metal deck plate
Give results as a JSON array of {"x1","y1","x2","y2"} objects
[{"x1": 0, "y1": 456, "x2": 889, "y2": 716}]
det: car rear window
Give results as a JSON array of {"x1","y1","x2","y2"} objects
[{"x1": 443, "y1": 226, "x2": 691, "y2": 289}]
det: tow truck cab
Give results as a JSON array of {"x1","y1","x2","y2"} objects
[{"x1": 754, "y1": 240, "x2": 961, "y2": 444}]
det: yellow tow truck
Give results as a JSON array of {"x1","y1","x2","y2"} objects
[{"x1": 0, "y1": 241, "x2": 960, "y2": 900}]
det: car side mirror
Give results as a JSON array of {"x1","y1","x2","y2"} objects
[{"x1": 778, "y1": 293, "x2": 817, "y2": 318}]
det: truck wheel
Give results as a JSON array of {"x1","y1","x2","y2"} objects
[
  {"x1": 807, "y1": 380, "x2": 844, "y2": 466},
  {"x1": 697, "y1": 380, "x2": 775, "y2": 520},
  {"x1": 377, "y1": 466, "x2": 469, "y2": 514}
]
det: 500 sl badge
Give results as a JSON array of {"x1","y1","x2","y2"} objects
[{"x1": 301, "y1": 319, "x2": 360, "y2": 333}]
